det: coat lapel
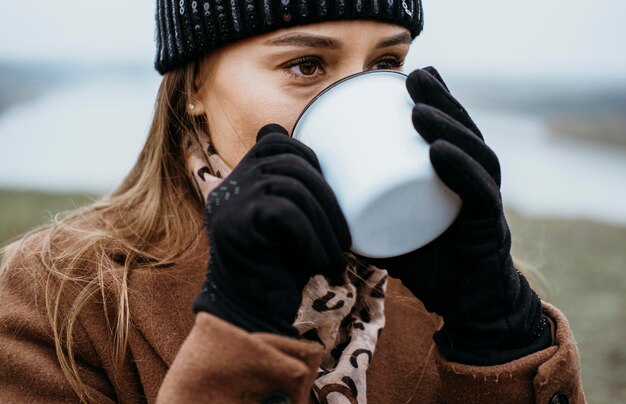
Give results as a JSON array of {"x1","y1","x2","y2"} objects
[{"x1": 127, "y1": 228, "x2": 209, "y2": 367}]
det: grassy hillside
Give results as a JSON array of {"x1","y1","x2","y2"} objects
[
  {"x1": 1, "y1": 188, "x2": 625, "y2": 401},
  {"x1": 507, "y1": 211, "x2": 626, "y2": 402},
  {"x1": 0, "y1": 189, "x2": 96, "y2": 246}
]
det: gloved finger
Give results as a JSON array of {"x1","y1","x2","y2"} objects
[
  {"x1": 362, "y1": 237, "x2": 452, "y2": 313},
  {"x1": 406, "y1": 68, "x2": 483, "y2": 139},
  {"x1": 413, "y1": 103, "x2": 501, "y2": 186},
  {"x1": 423, "y1": 66, "x2": 449, "y2": 91},
  {"x1": 252, "y1": 181, "x2": 348, "y2": 276},
  {"x1": 259, "y1": 154, "x2": 351, "y2": 251},
  {"x1": 210, "y1": 191, "x2": 337, "y2": 285},
  {"x1": 251, "y1": 131, "x2": 322, "y2": 172},
  {"x1": 256, "y1": 123, "x2": 289, "y2": 141},
  {"x1": 429, "y1": 139, "x2": 503, "y2": 218}
]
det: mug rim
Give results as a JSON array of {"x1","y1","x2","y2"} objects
[{"x1": 291, "y1": 70, "x2": 408, "y2": 138}]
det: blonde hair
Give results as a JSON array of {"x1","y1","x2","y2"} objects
[{"x1": 0, "y1": 62, "x2": 211, "y2": 402}]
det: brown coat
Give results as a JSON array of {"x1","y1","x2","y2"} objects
[{"x1": 0, "y1": 219, "x2": 585, "y2": 403}]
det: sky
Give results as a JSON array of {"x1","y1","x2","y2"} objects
[{"x1": 0, "y1": 0, "x2": 625, "y2": 79}]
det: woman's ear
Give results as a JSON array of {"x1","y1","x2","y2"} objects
[{"x1": 188, "y1": 56, "x2": 215, "y2": 116}]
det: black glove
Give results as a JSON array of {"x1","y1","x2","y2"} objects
[
  {"x1": 368, "y1": 67, "x2": 552, "y2": 365},
  {"x1": 193, "y1": 124, "x2": 351, "y2": 337}
]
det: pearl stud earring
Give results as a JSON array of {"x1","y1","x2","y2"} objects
[{"x1": 189, "y1": 103, "x2": 195, "y2": 111}]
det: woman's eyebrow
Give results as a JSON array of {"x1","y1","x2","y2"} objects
[
  {"x1": 263, "y1": 33, "x2": 342, "y2": 49},
  {"x1": 375, "y1": 32, "x2": 412, "y2": 48}
]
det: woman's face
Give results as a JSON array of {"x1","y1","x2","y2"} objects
[{"x1": 191, "y1": 20, "x2": 412, "y2": 168}]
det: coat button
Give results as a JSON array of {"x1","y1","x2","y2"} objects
[
  {"x1": 549, "y1": 392, "x2": 569, "y2": 404},
  {"x1": 261, "y1": 392, "x2": 292, "y2": 404}
]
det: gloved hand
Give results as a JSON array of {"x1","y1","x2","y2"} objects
[
  {"x1": 193, "y1": 124, "x2": 351, "y2": 337},
  {"x1": 368, "y1": 67, "x2": 552, "y2": 365}
]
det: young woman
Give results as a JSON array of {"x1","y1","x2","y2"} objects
[{"x1": 1, "y1": 1, "x2": 585, "y2": 403}]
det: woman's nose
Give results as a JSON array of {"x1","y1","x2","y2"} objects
[{"x1": 335, "y1": 62, "x2": 371, "y2": 82}]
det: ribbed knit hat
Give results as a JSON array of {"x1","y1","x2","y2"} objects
[{"x1": 155, "y1": 0, "x2": 424, "y2": 74}]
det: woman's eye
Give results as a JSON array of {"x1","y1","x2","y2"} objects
[
  {"x1": 285, "y1": 57, "x2": 324, "y2": 79},
  {"x1": 373, "y1": 56, "x2": 405, "y2": 70},
  {"x1": 296, "y1": 61, "x2": 319, "y2": 76}
]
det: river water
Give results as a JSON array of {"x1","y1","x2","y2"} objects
[{"x1": 1, "y1": 74, "x2": 625, "y2": 225}]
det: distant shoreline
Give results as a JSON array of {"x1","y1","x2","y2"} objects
[
  {"x1": 454, "y1": 81, "x2": 626, "y2": 150},
  {"x1": 0, "y1": 61, "x2": 153, "y2": 117},
  {"x1": 0, "y1": 63, "x2": 72, "y2": 116},
  {"x1": 547, "y1": 115, "x2": 626, "y2": 148}
]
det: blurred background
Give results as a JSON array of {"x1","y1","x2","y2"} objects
[{"x1": 1, "y1": 0, "x2": 625, "y2": 400}]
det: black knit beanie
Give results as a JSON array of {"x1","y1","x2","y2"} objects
[{"x1": 155, "y1": 0, "x2": 424, "y2": 74}]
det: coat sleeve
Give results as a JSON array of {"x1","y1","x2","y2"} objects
[
  {"x1": 0, "y1": 238, "x2": 118, "y2": 404},
  {"x1": 434, "y1": 302, "x2": 586, "y2": 403},
  {"x1": 156, "y1": 313, "x2": 323, "y2": 404}
]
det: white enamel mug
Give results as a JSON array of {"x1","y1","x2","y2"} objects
[{"x1": 292, "y1": 70, "x2": 462, "y2": 258}]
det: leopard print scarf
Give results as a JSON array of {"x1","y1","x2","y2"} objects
[{"x1": 185, "y1": 134, "x2": 388, "y2": 404}]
